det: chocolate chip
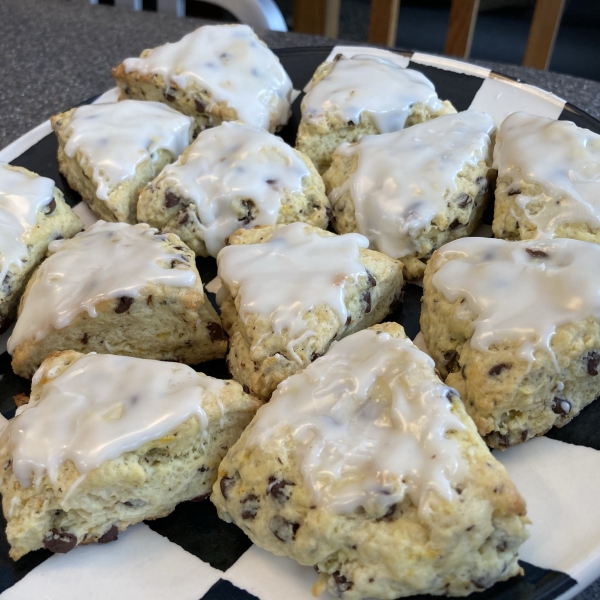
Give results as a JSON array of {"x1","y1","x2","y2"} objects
[
  {"x1": 521, "y1": 429, "x2": 528, "y2": 442},
  {"x1": 376, "y1": 503, "x2": 397, "y2": 522},
  {"x1": 198, "y1": 466, "x2": 210, "y2": 472},
  {"x1": 310, "y1": 352, "x2": 323, "y2": 361},
  {"x1": 334, "y1": 53, "x2": 343, "y2": 61},
  {"x1": 242, "y1": 384, "x2": 250, "y2": 394},
  {"x1": 361, "y1": 290, "x2": 371, "y2": 313},
  {"x1": 366, "y1": 272, "x2": 376, "y2": 287},
  {"x1": 44, "y1": 199, "x2": 57, "y2": 215},
  {"x1": 266, "y1": 179, "x2": 277, "y2": 186},
  {"x1": 587, "y1": 351, "x2": 600, "y2": 376},
  {"x1": 456, "y1": 193, "x2": 472, "y2": 209},
  {"x1": 190, "y1": 493, "x2": 210, "y2": 502},
  {"x1": 525, "y1": 248, "x2": 547, "y2": 258},
  {"x1": 207, "y1": 322, "x2": 227, "y2": 342},
  {"x1": 347, "y1": 120, "x2": 355, "y2": 126},
  {"x1": 146, "y1": 295, "x2": 153, "y2": 306},
  {"x1": 446, "y1": 389, "x2": 458, "y2": 402},
  {"x1": 241, "y1": 493, "x2": 260, "y2": 520},
  {"x1": 449, "y1": 218, "x2": 461, "y2": 230},
  {"x1": 345, "y1": 316, "x2": 351, "y2": 326},
  {"x1": 98, "y1": 525, "x2": 118, "y2": 544},
  {"x1": 444, "y1": 351, "x2": 459, "y2": 373},
  {"x1": 269, "y1": 515, "x2": 300, "y2": 542},
  {"x1": 115, "y1": 296, "x2": 133, "y2": 313},
  {"x1": 267, "y1": 477, "x2": 295, "y2": 503},
  {"x1": 43, "y1": 529, "x2": 77, "y2": 553},
  {"x1": 194, "y1": 98, "x2": 206, "y2": 112},
  {"x1": 179, "y1": 212, "x2": 189, "y2": 225},
  {"x1": 220, "y1": 475, "x2": 235, "y2": 500},
  {"x1": 488, "y1": 363, "x2": 511, "y2": 376},
  {"x1": 552, "y1": 397, "x2": 571, "y2": 416},
  {"x1": 81, "y1": 333, "x2": 89, "y2": 345},
  {"x1": 0, "y1": 316, "x2": 12, "y2": 335},
  {"x1": 325, "y1": 206, "x2": 333, "y2": 221},
  {"x1": 165, "y1": 191, "x2": 180, "y2": 208},
  {"x1": 508, "y1": 188, "x2": 521, "y2": 196},
  {"x1": 332, "y1": 571, "x2": 353, "y2": 594},
  {"x1": 123, "y1": 499, "x2": 145, "y2": 507},
  {"x1": 163, "y1": 91, "x2": 176, "y2": 102},
  {"x1": 238, "y1": 199, "x2": 254, "y2": 225},
  {"x1": 498, "y1": 433, "x2": 510, "y2": 448},
  {"x1": 471, "y1": 578, "x2": 487, "y2": 590}
]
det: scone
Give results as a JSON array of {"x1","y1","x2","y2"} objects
[
  {"x1": 137, "y1": 121, "x2": 330, "y2": 258},
  {"x1": 323, "y1": 111, "x2": 495, "y2": 280},
  {"x1": 421, "y1": 236, "x2": 600, "y2": 448},
  {"x1": 492, "y1": 112, "x2": 600, "y2": 242},
  {"x1": 212, "y1": 323, "x2": 529, "y2": 599},
  {"x1": 0, "y1": 163, "x2": 82, "y2": 332},
  {"x1": 51, "y1": 100, "x2": 193, "y2": 224},
  {"x1": 9, "y1": 221, "x2": 226, "y2": 379},
  {"x1": 0, "y1": 350, "x2": 262, "y2": 560},
  {"x1": 296, "y1": 54, "x2": 456, "y2": 173},
  {"x1": 112, "y1": 24, "x2": 292, "y2": 134},
  {"x1": 217, "y1": 223, "x2": 404, "y2": 400}
]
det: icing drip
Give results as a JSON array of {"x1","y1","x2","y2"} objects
[
  {"x1": 1, "y1": 353, "x2": 225, "y2": 488},
  {"x1": 217, "y1": 223, "x2": 369, "y2": 359},
  {"x1": 8, "y1": 221, "x2": 196, "y2": 353},
  {"x1": 330, "y1": 111, "x2": 495, "y2": 258},
  {"x1": 247, "y1": 329, "x2": 466, "y2": 515},
  {"x1": 64, "y1": 100, "x2": 193, "y2": 201},
  {"x1": 161, "y1": 121, "x2": 310, "y2": 257},
  {"x1": 123, "y1": 24, "x2": 292, "y2": 131},
  {"x1": 302, "y1": 56, "x2": 444, "y2": 134},
  {"x1": 0, "y1": 164, "x2": 55, "y2": 285},
  {"x1": 493, "y1": 112, "x2": 600, "y2": 237},
  {"x1": 431, "y1": 236, "x2": 600, "y2": 369}
]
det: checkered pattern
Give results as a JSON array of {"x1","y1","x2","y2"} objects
[{"x1": 1, "y1": 45, "x2": 599, "y2": 600}]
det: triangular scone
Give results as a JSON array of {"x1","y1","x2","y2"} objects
[
  {"x1": 493, "y1": 112, "x2": 600, "y2": 242},
  {"x1": 323, "y1": 111, "x2": 495, "y2": 280},
  {"x1": 212, "y1": 323, "x2": 529, "y2": 599},
  {"x1": 421, "y1": 236, "x2": 600, "y2": 448},
  {"x1": 296, "y1": 55, "x2": 456, "y2": 173},
  {"x1": 217, "y1": 223, "x2": 403, "y2": 400},
  {"x1": 9, "y1": 221, "x2": 227, "y2": 379},
  {"x1": 112, "y1": 24, "x2": 292, "y2": 134},
  {"x1": 51, "y1": 100, "x2": 193, "y2": 224},
  {"x1": 0, "y1": 350, "x2": 262, "y2": 560}
]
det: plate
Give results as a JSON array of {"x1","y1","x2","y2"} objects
[{"x1": 1, "y1": 46, "x2": 600, "y2": 600}]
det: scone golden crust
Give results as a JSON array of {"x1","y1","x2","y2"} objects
[
  {"x1": 0, "y1": 164, "x2": 82, "y2": 330},
  {"x1": 112, "y1": 24, "x2": 292, "y2": 134},
  {"x1": 51, "y1": 101, "x2": 193, "y2": 224},
  {"x1": 212, "y1": 323, "x2": 528, "y2": 600},
  {"x1": 492, "y1": 112, "x2": 600, "y2": 243},
  {"x1": 218, "y1": 223, "x2": 404, "y2": 400},
  {"x1": 0, "y1": 351, "x2": 262, "y2": 560},
  {"x1": 137, "y1": 121, "x2": 330, "y2": 258},
  {"x1": 421, "y1": 236, "x2": 600, "y2": 449},
  {"x1": 323, "y1": 111, "x2": 495, "y2": 280},
  {"x1": 296, "y1": 56, "x2": 456, "y2": 174},
  {"x1": 9, "y1": 222, "x2": 227, "y2": 379}
]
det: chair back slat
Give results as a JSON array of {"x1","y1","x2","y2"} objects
[
  {"x1": 444, "y1": 0, "x2": 480, "y2": 58},
  {"x1": 523, "y1": 0, "x2": 566, "y2": 69},
  {"x1": 368, "y1": 0, "x2": 401, "y2": 47}
]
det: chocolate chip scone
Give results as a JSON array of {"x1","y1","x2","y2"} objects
[
  {"x1": 492, "y1": 112, "x2": 600, "y2": 243},
  {"x1": 217, "y1": 223, "x2": 403, "y2": 400},
  {"x1": 296, "y1": 54, "x2": 456, "y2": 174},
  {"x1": 51, "y1": 100, "x2": 193, "y2": 224},
  {"x1": 9, "y1": 221, "x2": 226, "y2": 379},
  {"x1": 323, "y1": 111, "x2": 495, "y2": 280},
  {"x1": 112, "y1": 24, "x2": 292, "y2": 134},
  {"x1": 0, "y1": 163, "x2": 82, "y2": 333},
  {"x1": 0, "y1": 350, "x2": 262, "y2": 560},
  {"x1": 137, "y1": 121, "x2": 330, "y2": 258},
  {"x1": 421, "y1": 236, "x2": 600, "y2": 449},
  {"x1": 212, "y1": 323, "x2": 529, "y2": 599}
]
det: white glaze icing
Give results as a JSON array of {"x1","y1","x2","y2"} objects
[
  {"x1": 0, "y1": 164, "x2": 55, "y2": 285},
  {"x1": 123, "y1": 24, "x2": 292, "y2": 131},
  {"x1": 160, "y1": 121, "x2": 309, "y2": 257},
  {"x1": 0, "y1": 353, "x2": 225, "y2": 488},
  {"x1": 302, "y1": 56, "x2": 444, "y2": 134},
  {"x1": 493, "y1": 112, "x2": 600, "y2": 237},
  {"x1": 7, "y1": 221, "x2": 196, "y2": 353},
  {"x1": 431, "y1": 236, "x2": 600, "y2": 369},
  {"x1": 329, "y1": 111, "x2": 495, "y2": 258},
  {"x1": 217, "y1": 223, "x2": 369, "y2": 361},
  {"x1": 63, "y1": 100, "x2": 193, "y2": 201},
  {"x1": 247, "y1": 329, "x2": 466, "y2": 515}
]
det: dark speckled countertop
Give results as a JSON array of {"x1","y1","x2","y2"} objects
[{"x1": 1, "y1": 1, "x2": 599, "y2": 598}]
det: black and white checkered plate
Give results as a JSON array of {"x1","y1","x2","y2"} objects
[{"x1": 0, "y1": 46, "x2": 599, "y2": 600}]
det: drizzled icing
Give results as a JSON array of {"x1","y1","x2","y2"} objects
[
  {"x1": 64, "y1": 100, "x2": 193, "y2": 201},
  {"x1": 217, "y1": 223, "x2": 369, "y2": 361},
  {"x1": 330, "y1": 111, "x2": 495, "y2": 258},
  {"x1": 0, "y1": 164, "x2": 55, "y2": 284},
  {"x1": 493, "y1": 112, "x2": 600, "y2": 237},
  {"x1": 7, "y1": 221, "x2": 196, "y2": 353},
  {"x1": 431, "y1": 236, "x2": 600, "y2": 369},
  {"x1": 123, "y1": 24, "x2": 292, "y2": 131},
  {"x1": 160, "y1": 121, "x2": 310, "y2": 257},
  {"x1": 247, "y1": 329, "x2": 466, "y2": 515},
  {"x1": 1, "y1": 353, "x2": 225, "y2": 488},
  {"x1": 302, "y1": 56, "x2": 444, "y2": 134}
]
